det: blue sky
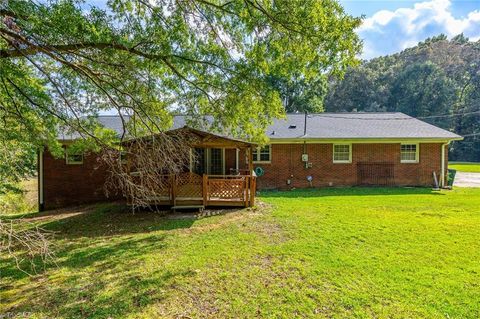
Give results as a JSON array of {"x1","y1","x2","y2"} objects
[
  {"x1": 340, "y1": 0, "x2": 480, "y2": 59},
  {"x1": 81, "y1": 0, "x2": 479, "y2": 60}
]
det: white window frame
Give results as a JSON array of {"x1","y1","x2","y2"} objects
[
  {"x1": 400, "y1": 143, "x2": 419, "y2": 163},
  {"x1": 333, "y1": 143, "x2": 352, "y2": 163},
  {"x1": 252, "y1": 145, "x2": 271, "y2": 163},
  {"x1": 65, "y1": 151, "x2": 84, "y2": 165}
]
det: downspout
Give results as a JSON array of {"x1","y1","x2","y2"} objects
[
  {"x1": 303, "y1": 111, "x2": 308, "y2": 169},
  {"x1": 440, "y1": 142, "x2": 449, "y2": 188},
  {"x1": 304, "y1": 111, "x2": 307, "y2": 136},
  {"x1": 38, "y1": 148, "x2": 45, "y2": 211}
]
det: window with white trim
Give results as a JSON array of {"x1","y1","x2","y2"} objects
[
  {"x1": 333, "y1": 144, "x2": 351, "y2": 163},
  {"x1": 252, "y1": 145, "x2": 271, "y2": 163},
  {"x1": 66, "y1": 152, "x2": 83, "y2": 165},
  {"x1": 401, "y1": 144, "x2": 419, "y2": 163}
]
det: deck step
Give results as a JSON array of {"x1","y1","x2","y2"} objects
[{"x1": 171, "y1": 205, "x2": 205, "y2": 212}]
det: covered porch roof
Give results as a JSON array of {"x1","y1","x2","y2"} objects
[{"x1": 123, "y1": 125, "x2": 257, "y2": 149}]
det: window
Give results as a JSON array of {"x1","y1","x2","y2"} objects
[
  {"x1": 209, "y1": 148, "x2": 223, "y2": 175},
  {"x1": 252, "y1": 145, "x2": 271, "y2": 163},
  {"x1": 401, "y1": 144, "x2": 419, "y2": 163},
  {"x1": 333, "y1": 144, "x2": 351, "y2": 163},
  {"x1": 66, "y1": 152, "x2": 83, "y2": 165}
]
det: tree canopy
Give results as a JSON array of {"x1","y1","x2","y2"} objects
[
  {"x1": 0, "y1": 0, "x2": 362, "y2": 186},
  {"x1": 325, "y1": 34, "x2": 480, "y2": 162}
]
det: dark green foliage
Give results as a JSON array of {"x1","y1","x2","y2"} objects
[
  {"x1": 0, "y1": 0, "x2": 362, "y2": 188},
  {"x1": 388, "y1": 62, "x2": 455, "y2": 128},
  {"x1": 325, "y1": 34, "x2": 480, "y2": 161},
  {"x1": 267, "y1": 74, "x2": 328, "y2": 113}
]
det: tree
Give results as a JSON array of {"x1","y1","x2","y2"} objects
[
  {"x1": 325, "y1": 65, "x2": 384, "y2": 112},
  {"x1": 0, "y1": 0, "x2": 361, "y2": 156},
  {"x1": 0, "y1": 0, "x2": 362, "y2": 193},
  {"x1": 324, "y1": 35, "x2": 480, "y2": 161},
  {"x1": 0, "y1": 0, "x2": 361, "y2": 266},
  {"x1": 267, "y1": 74, "x2": 327, "y2": 113},
  {"x1": 388, "y1": 62, "x2": 455, "y2": 128}
]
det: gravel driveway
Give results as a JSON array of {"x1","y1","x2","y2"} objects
[{"x1": 454, "y1": 172, "x2": 480, "y2": 187}]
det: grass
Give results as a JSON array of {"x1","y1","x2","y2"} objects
[
  {"x1": 449, "y1": 161, "x2": 480, "y2": 173},
  {"x1": 0, "y1": 178, "x2": 37, "y2": 215},
  {"x1": 1, "y1": 187, "x2": 480, "y2": 318}
]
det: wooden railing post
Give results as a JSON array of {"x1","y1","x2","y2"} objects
[
  {"x1": 202, "y1": 174, "x2": 208, "y2": 206},
  {"x1": 171, "y1": 174, "x2": 177, "y2": 207},
  {"x1": 244, "y1": 176, "x2": 249, "y2": 207},
  {"x1": 249, "y1": 176, "x2": 256, "y2": 207}
]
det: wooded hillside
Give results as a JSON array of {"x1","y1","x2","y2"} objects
[{"x1": 325, "y1": 35, "x2": 480, "y2": 161}]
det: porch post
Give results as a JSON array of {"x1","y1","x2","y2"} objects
[
  {"x1": 202, "y1": 174, "x2": 208, "y2": 206},
  {"x1": 248, "y1": 146, "x2": 255, "y2": 207},
  {"x1": 250, "y1": 175, "x2": 256, "y2": 207},
  {"x1": 171, "y1": 174, "x2": 177, "y2": 207},
  {"x1": 248, "y1": 146, "x2": 254, "y2": 175},
  {"x1": 222, "y1": 148, "x2": 226, "y2": 175},
  {"x1": 235, "y1": 148, "x2": 239, "y2": 171},
  {"x1": 189, "y1": 148, "x2": 193, "y2": 172},
  {"x1": 206, "y1": 148, "x2": 211, "y2": 174}
]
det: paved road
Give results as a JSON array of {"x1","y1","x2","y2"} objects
[{"x1": 454, "y1": 172, "x2": 480, "y2": 187}]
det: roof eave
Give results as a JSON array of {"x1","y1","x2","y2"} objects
[{"x1": 268, "y1": 136, "x2": 464, "y2": 143}]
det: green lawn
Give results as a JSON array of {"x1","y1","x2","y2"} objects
[
  {"x1": 449, "y1": 162, "x2": 480, "y2": 173},
  {"x1": 1, "y1": 188, "x2": 480, "y2": 318}
]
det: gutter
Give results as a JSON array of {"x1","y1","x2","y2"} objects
[
  {"x1": 38, "y1": 148, "x2": 45, "y2": 211},
  {"x1": 268, "y1": 138, "x2": 463, "y2": 144}
]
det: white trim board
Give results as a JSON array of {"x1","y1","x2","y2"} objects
[{"x1": 268, "y1": 138, "x2": 461, "y2": 144}]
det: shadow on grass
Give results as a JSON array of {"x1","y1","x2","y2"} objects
[
  {"x1": 0, "y1": 203, "x2": 196, "y2": 280},
  {"x1": 259, "y1": 186, "x2": 445, "y2": 199},
  {"x1": 2, "y1": 234, "x2": 197, "y2": 318},
  {"x1": 55, "y1": 267, "x2": 198, "y2": 318},
  {"x1": 39, "y1": 204, "x2": 197, "y2": 239},
  {"x1": 0, "y1": 203, "x2": 250, "y2": 317}
]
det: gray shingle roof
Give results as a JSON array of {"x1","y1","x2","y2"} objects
[
  {"x1": 266, "y1": 113, "x2": 462, "y2": 140},
  {"x1": 57, "y1": 115, "x2": 132, "y2": 140},
  {"x1": 58, "y1": 112, "x2": 462, "y2": 141}
]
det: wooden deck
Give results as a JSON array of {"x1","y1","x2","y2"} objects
[
  {"x1": 124, "y1": 127, "x2": 259, "y2": 209},
  {"x1": 139, "y1": 172, "x2": 256, "y2": 208}
]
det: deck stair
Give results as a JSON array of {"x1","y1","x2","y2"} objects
[{"x1": 171, "y1": 205, "x2": 205, "y2": 213}]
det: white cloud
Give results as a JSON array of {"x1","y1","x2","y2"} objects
[{"x1": 359, "y1": 0, "x2": 480, "y2": 59}]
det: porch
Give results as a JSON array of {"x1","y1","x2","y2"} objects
[
  {"x1": 126, "y1": 126, "x2": 257, "y2": 209},
  {"x1": 143, "y1": 172, "x2": 256, "y2": 208}
]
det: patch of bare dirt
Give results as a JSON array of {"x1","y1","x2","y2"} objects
[{"x1": 20, "y1": 205, "x2": 99, "y2": 223}]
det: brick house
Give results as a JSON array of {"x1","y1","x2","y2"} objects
[{"x1": 38, "y1": 112, "x2": 462, "y2": 210}]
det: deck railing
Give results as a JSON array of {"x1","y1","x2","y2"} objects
[
  {"x1": 130, "y1": 172, "x2": 256, "y2": 207},
  {"x1": 204, "y1": 174, "x2": 256, "y2": 207}
]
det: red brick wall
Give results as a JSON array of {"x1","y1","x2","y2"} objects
[
  {"x1": 253, "y1": 143, "x2": 446, "y2": 189},
  {"x1": 42, "y1": 143, "x2": 447, "y2": 209},
  {"x1": 42, "y1": 150, "x2": 118, "y2": 209}
]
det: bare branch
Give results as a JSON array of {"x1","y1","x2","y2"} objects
[{"x1": 0, "y1": 219, "x2": 55, "y2": 275}]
